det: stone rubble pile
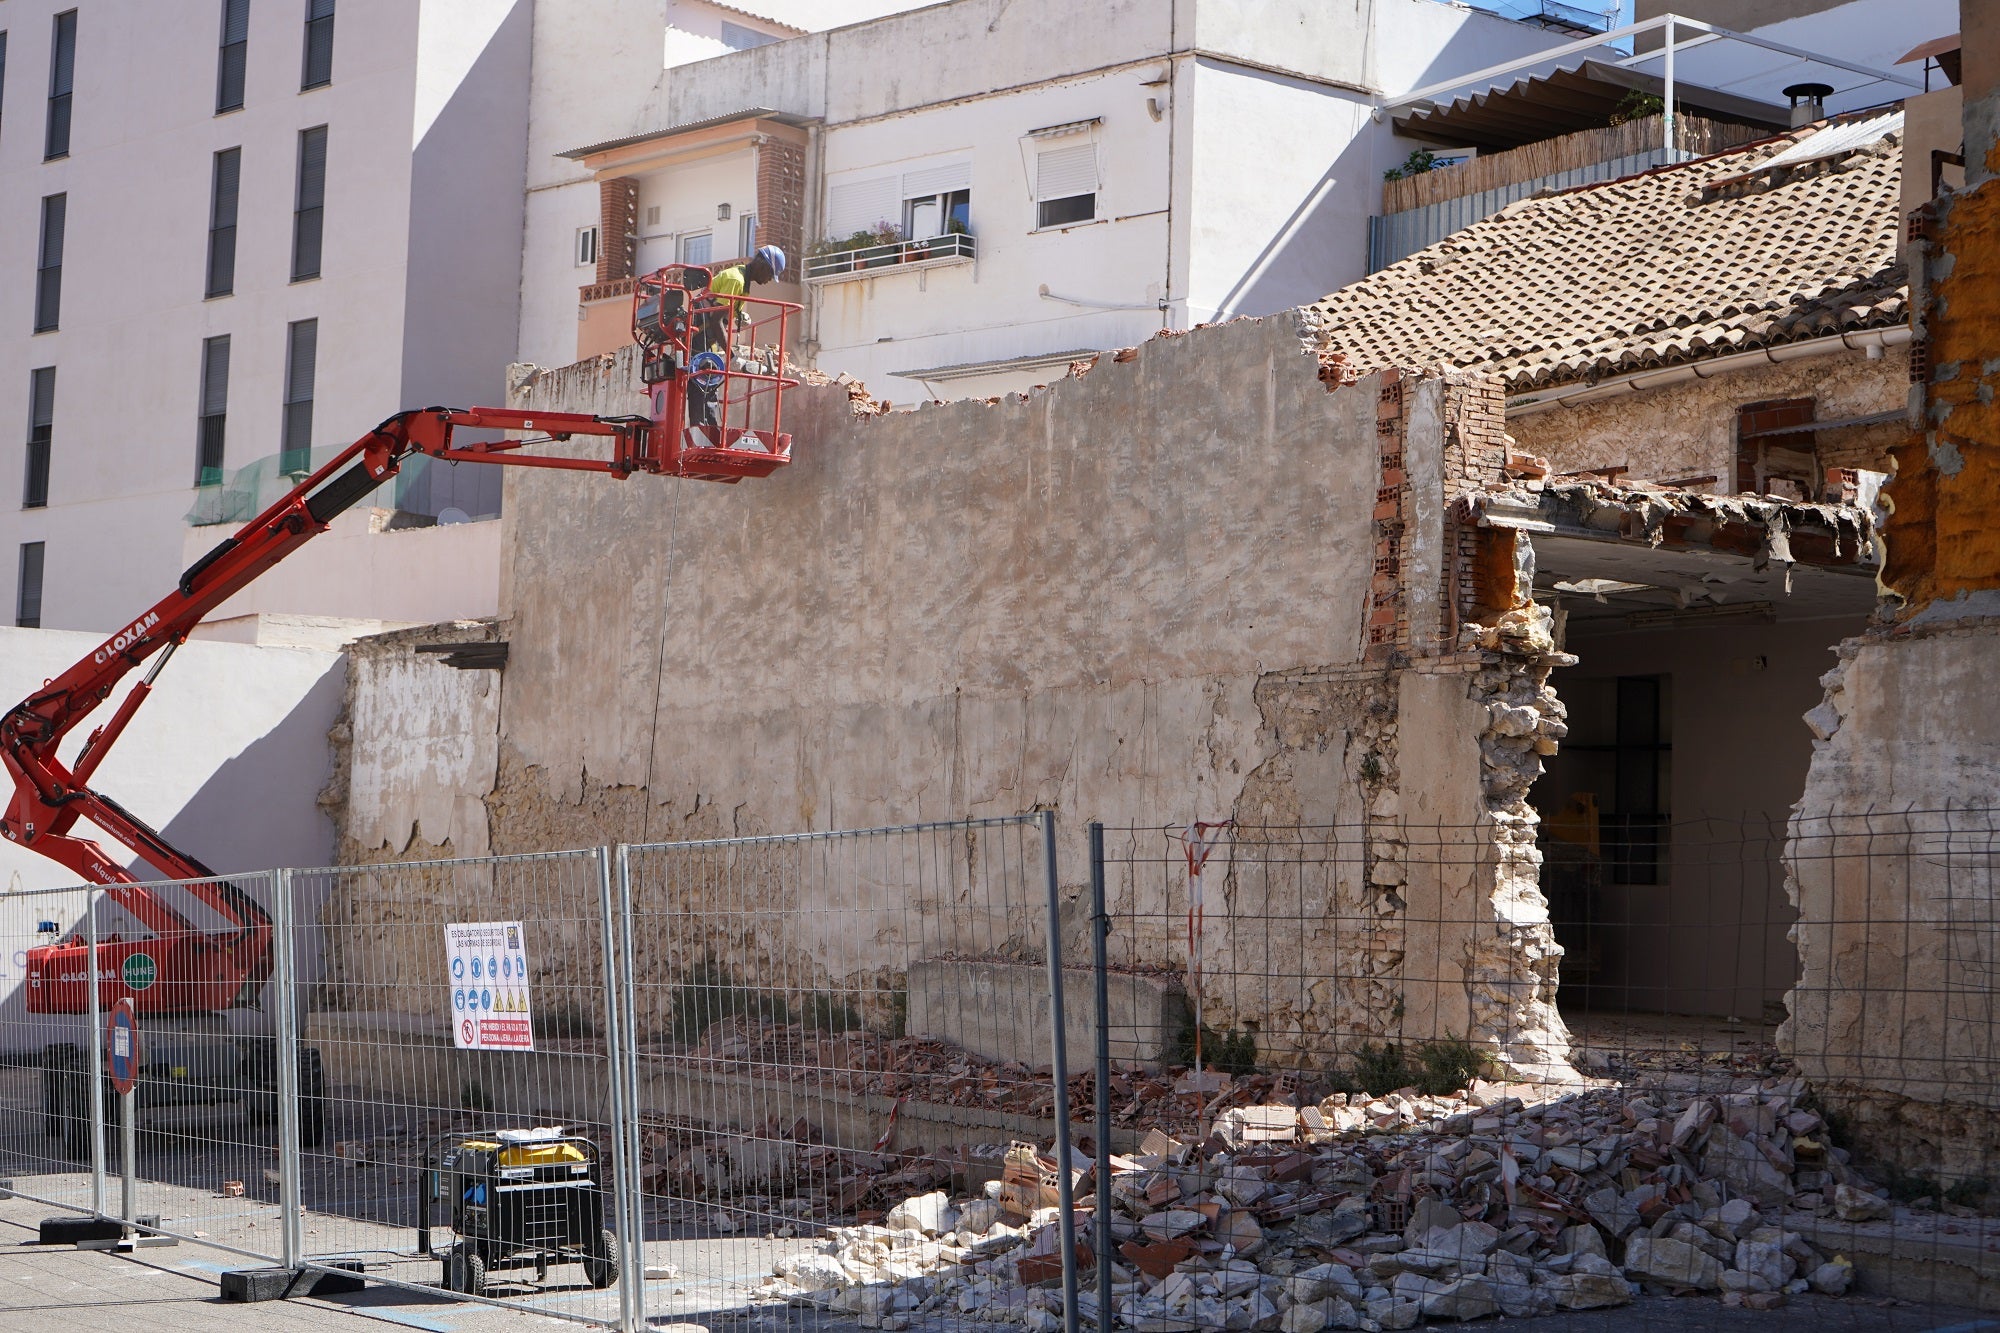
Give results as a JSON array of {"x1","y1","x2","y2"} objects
[{"x1": 766, "y1": 1074, "x2": 1876, "y2": 1330}]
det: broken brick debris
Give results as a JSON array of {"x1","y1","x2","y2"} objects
[{"x1": 761, "y1": 1073, "x2": 1897, "y2": 1329}]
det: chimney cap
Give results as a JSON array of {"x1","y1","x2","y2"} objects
[{"x1": 1783, "y1": 82, "x2": 1836, "y2": 103}]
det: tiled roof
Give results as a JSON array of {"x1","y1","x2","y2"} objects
[{"x1": 1308, "y1": 125, "x2": 1907, "y2": 394}]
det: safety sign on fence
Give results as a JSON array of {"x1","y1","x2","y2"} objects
[{"x1": 445, "y1": 920, "x2": 535, "y2": 1051}]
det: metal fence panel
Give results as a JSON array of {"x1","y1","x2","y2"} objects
[
  {"x1": 1080, "y1": 814, "x2": 2000, "y2": 1331},
  {"x1": 617, "y1": 814, "x2": 1079, "y2": 1330},
  {"x1": 287, "y1": 848, "x2": 627, "y2": 1327},
  {"x1": 1, "y1": 873, "x2": 292, "y2": 1261},
  {"x1": 0, "y1": 882, "x2": 100, "y2": 1221}
]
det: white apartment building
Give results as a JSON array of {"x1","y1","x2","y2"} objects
[
  {"x1": 0, "y1": 0, "x2": 923, "y2": 640},
  {"x1": 534, "y1": 0, "x2": 1579, "y2": 401},
  {"x1": 0, "y1": 0, "x2": 537, "y2": 638}
]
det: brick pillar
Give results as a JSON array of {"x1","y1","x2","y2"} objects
[
  {"x1": 1365, "y1": 372, "x2": 1408, "y2": 663},
  {"x1": 754, "y1": 138, "x2": 806, "y2": 262},
  {"x1": 597, "y1": 176, "x2": 637, "y2": 284}
]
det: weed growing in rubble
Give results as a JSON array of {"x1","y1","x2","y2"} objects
[
  {"x1": 1347, "y1": 1036, "x2": 1484, "y2": 1097},
  {"x1": 804, "y1": 993, "x2": 863, "y2": 1034},
  {"x1": 671, "y1": 961, "x2": 789, "y2": 1042},
  {"x1": 1171, "y1": 1021, "x2": 1258, "y2": 1076}
]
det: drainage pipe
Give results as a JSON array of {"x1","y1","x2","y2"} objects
[{"x1": 1505, "y1": 325, "x2": 1912, "y2": 417}]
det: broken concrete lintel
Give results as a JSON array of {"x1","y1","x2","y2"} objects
[{"x1": 1465, "y1": 480, "x2": 1879, "y2": 571}]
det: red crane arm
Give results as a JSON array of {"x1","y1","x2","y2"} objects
[{"x1": 1, "y1": 406, "x2": 655, "y2": 927}]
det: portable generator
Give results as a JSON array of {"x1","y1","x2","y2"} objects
[{"x1": 421, "y1": 1126, "x2": 619, "y2": 1295}]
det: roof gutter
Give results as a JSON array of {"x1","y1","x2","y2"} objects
[{"x1": 1505, "y1": 324, "x2": 1911, "y2": 417}]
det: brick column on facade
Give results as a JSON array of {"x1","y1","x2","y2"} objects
[
  {"x1": 755, "y1": 138, "x2": 806, "y2": 263},
  {"x1": 1366, "y1": 372, "x2": 1408, "y2": 663},
  {"x1": 597, "y1": 176, "x2": 638, "y2": 286},
  {"x1": 1440, "y1": 376, "x2": 1514, "y2": 644}
]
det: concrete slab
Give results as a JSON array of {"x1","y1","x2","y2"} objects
[{"x1": 906, "y1": 960, "x2": 1189, "y2": 1069}]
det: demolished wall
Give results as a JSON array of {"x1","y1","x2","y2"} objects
[
  {"x1": 330, "y1": 316, "x2": 1575, "y2": 1076},
  {"x1": 1785, "y1": 17, "x2": 2000, "y2": 1181}
]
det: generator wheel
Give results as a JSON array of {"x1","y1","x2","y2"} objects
[
  {"x1": 445, "y1": 1243, "x2": 486, "y2": 1296},
  {"x1": 583, "y1": 1229, "x2": 619, "y2": 1290}
]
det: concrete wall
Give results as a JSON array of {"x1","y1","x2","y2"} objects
[
  {"x1": 1508, "y1": 350, "x2": 1909, "y2": 488},
  {"x1": 330, "y1": 317, "x2": 1575, "y2": 1075},
  {"x1": 182, "y1": 512, "x2": 502, "y2": 635},
  {"x1": 1784, "y1": 615, "x2": 2000, "y2": 1182}
]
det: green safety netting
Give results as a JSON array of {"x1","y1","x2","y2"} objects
[{"x1": 185, "y1": 447, "x2": 430, "y2": 527}]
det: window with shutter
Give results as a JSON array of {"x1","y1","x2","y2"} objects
[
  {"x1": 207, "y1": 148, "x2": 240, "y2": 297},
  {"x1": 217, "y1": 0, "x2": 248, "y2": 113},
  {"x1": 282, "y1": 320, "x2": 317, "y2": 474},
  {"x1": 293, "y1": 125, "x2": 327, "y2": 280},
  {"x1": 34, "y1": 194, "x2": 64, "y2": 333},
  {"x1": 16, "y1": 542, "x2": 44, "y2": 629},
  {"x1": 826, "y1": 175, "x2": 901, "y2": 242},
  {"x1": 1035, "y1": 143, "x2": 1097, "y2": 228},
  {"x1": 24, "y1": 367, "x2": 54, "y2": 509},
  {"x1": 900, "y1": 161, "x2": 972, "y2": 239},
  {"x1": 301, "y1": 0, "x2": 333, "y2": 89},
  {"x1": 197, "y1": 337, "x2": 230, "y2": 485},
  {"x1": 45, "y1": 11, "x2": 74, "y2": 160}
]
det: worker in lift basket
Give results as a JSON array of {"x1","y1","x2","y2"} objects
[{"x1": 690, "y1": 245, "x2": 787, "y2": 438}]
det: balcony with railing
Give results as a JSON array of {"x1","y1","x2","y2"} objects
[{"x1": 804, "y1": 232, "x2": 975, "y2": 283}]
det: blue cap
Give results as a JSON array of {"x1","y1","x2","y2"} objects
[{"x1": 755, "y1": 245, "x2": 787, "y2": 279}]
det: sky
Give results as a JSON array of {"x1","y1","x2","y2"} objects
[{"x1": 1460, "y1": 0, "x2": 1636, "y2": 30}]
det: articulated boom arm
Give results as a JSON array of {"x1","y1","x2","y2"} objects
[{"x1": 2, "y1": 405, "x2": 657, "y2": 1013}]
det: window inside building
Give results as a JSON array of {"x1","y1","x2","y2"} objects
[
  {"x1": 34, "y1": 194, "x2": 64, "y2": 333},
  {"x1": 207, "y1": 147, "x2": 240, "y2": 297},
  {"x1": 197, "y1": 336, "x2": 230, "y2": 486},
  {"x1": 16, "y1": 541, "x2": 44, "y2": 628},
  {"x1": 282, "y1": 319, "x2": 316, "y2": 475},
  {"x1": 1735, "y1": 398, "x2": 1817, "y2": 501},
  {"x1": 24, "y1": 367, "x2": 54, "y2": 509},
  {"x1": 737, "y1": 211, "x2": 757, "y2": 258},
  {"x1": 575, "y1": 225, "x2": 598, "y2": 267},
  {"x1": 301, "y1": 0, "x2": 333, "y2": 89},
  {"x1": 45, "y1": 10, "x2": 74, "y2": 161},
  {"x1": 292, "y1": 125, "x2": 327, "y2": 280},
  {"x1": 901, "y1": 161, "x2": 972, "y2": 239},
  {"x1": 217, "y1": 0, "x2": 248, "y2": 113},
  {"x1": 678, "y1": 231, "x2": 712, "y2": 266},
  {"x1": 1034, "y1": 142, "x2": 1096, "y2": 229}
]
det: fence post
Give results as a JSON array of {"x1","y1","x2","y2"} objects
[
  {"x1": 1090, "y1": 823, "x2": 1113, "y2": 1330},
  {"x1": 84, "y1": 889, "x2": 106, "y2": 1217},
  {"x1": 595, "y1": 846, "x2": 641, "y2": 1333},
  {"x1": 271, "y1": 867, "x2": 304, "y2": 1270},
  {"x1": 1039, "y1": 811, "x2": 1081, "y2": 1333}
]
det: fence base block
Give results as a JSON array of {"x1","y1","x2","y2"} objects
[
  {"x1": 37, "y1": 1216, "x2": 124, "y2": 1245},
  {"x1": 221, "y1": 1264, "x2": 365, "y2": 1302}
]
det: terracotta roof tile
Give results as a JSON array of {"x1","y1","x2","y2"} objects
[{"x1": 1310, "y1": 127, "x2": 1907, "y2": 393}]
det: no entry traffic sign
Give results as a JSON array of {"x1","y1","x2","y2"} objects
[{"x1": 107, "y1": 997, "x2": 141, "y2": 1095}]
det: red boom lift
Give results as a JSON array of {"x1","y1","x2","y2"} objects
[{"x1": 10, "y1": 267, "x2": 797, "y2": 1152}]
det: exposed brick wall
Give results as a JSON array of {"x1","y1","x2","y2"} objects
[
  {"x1": 755, "y1": 138, "x2": 806, "y2": 262},
  {"x1": 1366, "y1": 373, "x2": 1511, "y2": 663},
  {"x1": 1366, "y1": 374, "x2": 1407, "y2": 663},
  {"x1": 597, "y1": 177, "x2": 638, "y2": 285}
]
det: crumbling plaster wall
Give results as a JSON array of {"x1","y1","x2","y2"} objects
[
  {"x1": 1785, "y1": 28, "x2": 2000, "y2": 1181},
  {"x1": 1507, "y1": 349, "x2": 1909, "y2": 486},
  {"x1": 332, "y1": 318, "x2": 1575, "y2": 1075},
  {"x1": 322, "y1": 619, "x2": 504, "y2": 863}
]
